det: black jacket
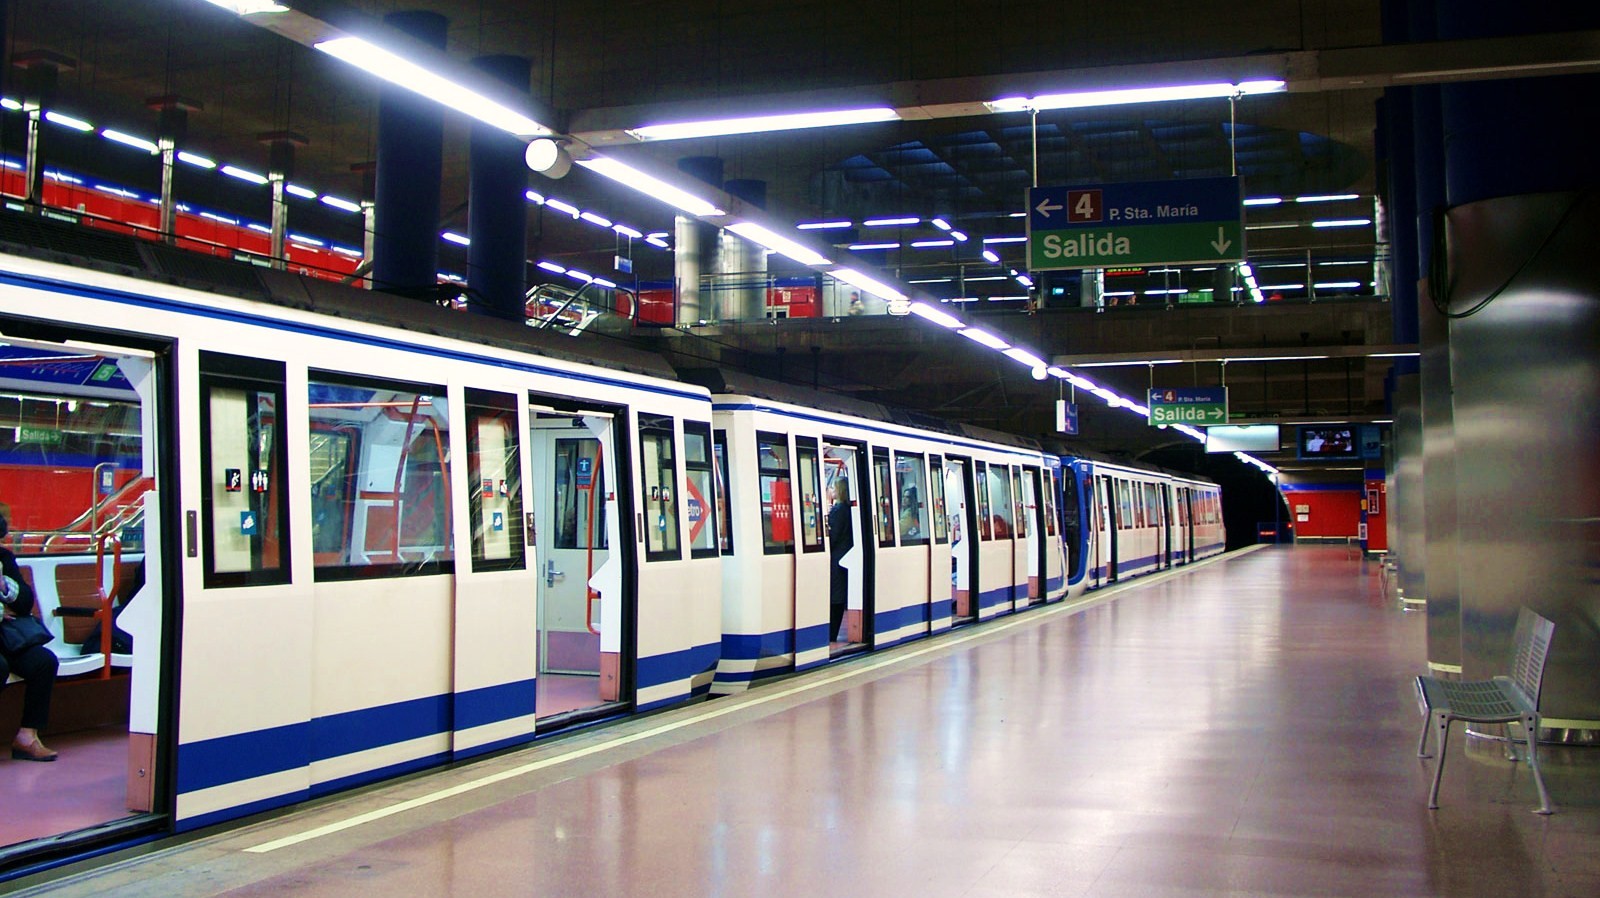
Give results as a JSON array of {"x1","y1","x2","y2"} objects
[
  {"x1": 1, "y1": 545, "x2": 37, "y2": 619},
  {"x1": 828, "y1": 501, "x2": 853, "y2": 562}
]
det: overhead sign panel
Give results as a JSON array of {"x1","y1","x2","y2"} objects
[
  {"x1": 1028, "y1": 176, "x2": 1243, "y2": 271},
  {"x1": 1148, "y1": 387, "x2": 1228, "y2": 426}
]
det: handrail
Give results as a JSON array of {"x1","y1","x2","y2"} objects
[
  {"x1": 94, "y1": 530, "x2": 122, "y2": 679},
  {"x1": 390, "y1": 396, "x2": 423, "y2": 562},
  {"x1": 584, "y1": 442, "x2": 604, "y2": 637}
]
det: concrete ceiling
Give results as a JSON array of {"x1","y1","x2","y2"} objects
[{"x1": 0, "y1": 1, "x2": 1576, "y2": 465}]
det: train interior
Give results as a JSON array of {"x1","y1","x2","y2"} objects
[
  {"x1": 821, "y1": 444, "x2": 866, "y2": 654},
  {"x1": 0, "y1": 338, "x2": 163, "y2": 854},
  {"x1": 528, "y1": 408, "x2": 623, "y2": 722}
]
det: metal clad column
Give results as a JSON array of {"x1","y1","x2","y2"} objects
[
  {"x1": 675, "y1": 157, "x2": 723, "y2": 326},
  {"x1": 1437, "y1": 0, "x2": 1600, "y2": 728},
  {"x1": 467, "y1": 54, "x2": 531, "y2": 321},
  {"x1": 373, "y1": 11, "x2": 447, "y2": 297},
  {"x1": 725, "y1": 178, "x2": 768, "y2": 320}
]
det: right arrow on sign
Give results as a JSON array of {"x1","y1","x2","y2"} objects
[
  {"x1": 1210, "y1": 226, "x2": 1232, "y2": 254},
  {"x1": 1035, "y1": 197, "x2": 1063, "y2": 218}
]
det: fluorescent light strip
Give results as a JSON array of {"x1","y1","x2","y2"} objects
[
  {"x1": 849, "y1": 242, "x2": 900, "y2": 251},
  {"x1": 907, "y1": 277, "x2": 953, "y2": 284},
  {"x1": 614, "y1": 224, "x2": 643, "y2": 239},
  {"x1": 321, "y1": 195, "x2": 362, "y2": 213},
  {"x1": 565, "y1": 269, "x2": 593, "y2": 283},
  {"x1": 910, "y1": 239, "x2": 954, "y2": 248},
  {"x1": 44, "y1": 111, "x2": 93, "y2": 131},
  {"x1": 1015, "y1": 275, "x2": 1034, "y2": 287},
  {"x1": 580, "y1": 211, "x2": 614, "y2": 228},
  {"x1": 1312, "y1": 219, "x2": 1373, "y2": 228},
  {"x1": 627, "y1": 107, "x2": 899, "y2": 141},
  {"x1": 982, "y1": 236, "x2": 1026, "y2": 244},
  {"x1": 958, "y1": 328, "x2": 1009, "y2": 350},
  {"x1": 862, "y1": 217, "x2": 918, "y2": 227},
  {"x1": 221, "y1": 165, "x2": 269, "y2": 185},
  {"x1": 829, "y1": 267, "x2": 908, "y2": 303},
  {"x1": 1313, "y1": 281, "x2": 1363, "y2": 289},
  {"x1": 981, "y1": 250, "x2": 1001, "y2": 263},
  {"x1": 285, "y1": 184, "x2": 318, "y2": 200},
  {"x1": 1295, "y1": 193, "x2": 1360, "y2": 203},
  {"x1": 537, "y1": 261, "x2": 566, "y2": 274},
  {"x1": 797, "y1": 220, "x2": 852, "y2": 230},
  {"x1": 966, "y1": 275, "x2": 1008, "y2": 282},
  {"x1": 201, "y1": 1, "x2": 289, "y2": 12},
  {"x1": 950, "y1": 231, "x2": 969, "y2": 242},
  {"x1": 726, "y1": 222, "x2": 833, "y2": 266},
  {"x1": 177, "y1": 151, "x2": 216, "y2": 169},
  {"x1": 0, "y1": 98, "x2": 22, "y2": 111},
  {"x1": 101, "y1": 129, "x2": 158, "y2": 153},
  {"x1": 593, "y1": 278, "x2": 617, "y2": 289},
  {"x1": 931, "y1": 218, "x2": 952, "y2": 230},
  {"x1": 288, "y1": 233, "x2": 324, "y2": 246},
  {"x1": 1003, "y1": 347, "x2": 1047, "y2": 368},
  {"x1": 545, "y1": 198, "x2": 581, "y2": 218},
  {"x1": 575, "y1": 156, "x2": 725, "y2": 217},
  {"x1": 314, "y1": 37, "x2": 552, "y2": 137},
  {"x1": 908, "y1": 301, "x2": 963, "y2": 328},
  {"x1": 987, "y1": 79, "x2": 1285, "y2": 113},
  {"x1": 645, "y1": 236, "x2": 670, "y2": 249},
  {"x1": 1243, "y1": 196, "x2": 1282, "y2": 206},
  {"x1": 441, "y1": 231, "x2": 470, "y2": 246}
]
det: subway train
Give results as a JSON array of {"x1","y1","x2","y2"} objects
[{"x1": 0, "y1": 233, "x2": 1222, "y2": 871}]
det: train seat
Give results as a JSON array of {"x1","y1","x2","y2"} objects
[{"x1": 11, "y1": 562, "x2": 111, "y2": 679}]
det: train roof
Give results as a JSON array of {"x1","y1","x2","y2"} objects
[
  {"x1": 0, "y1": 207, "x2": 682, "y2": 384},
  {"x1": 682, "y1": 367, "x2": 1046, "y2": 454},
  {"x1": 1059, "y1": 447, "x2": 1221, "y2": 486}
]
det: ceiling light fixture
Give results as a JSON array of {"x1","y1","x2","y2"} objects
[
  {"x1": 726, "y1": 222, "x2": 833, "y2": 266},
  {"x1": 1295, "y1": 193, "x2": 1360, "y2": 203},
  {"x1": 199, "y1": 1, "x2": 289, "y2": 13},
  {"x1": 544, "y1": 198, "x2": 581, "y2": 219},
  {"x1": 1243, "y1": 196, "x2": 1282, "y2": 206},
  {"x1": 101, "y1": 129, "x2": 158, "y2": 153},
  {"x1": 797, "y1": 220, "x2": 852, "y2": 230},
  {"x1": 911, "y1": 239, "x2": 954, "y2": 248},
  {"x1": 44, "y1": 111, "x2": 93, "y2": 132},
  {"x1": 981, "y1": 250, "x2": 1001, "y2": 263},
  {"x1": 931, "y1": 218, "x2": 952, "y2": 230},
  {"x1": 613, "y1": 224, "x2": 643, "y2": 239},
  {"x1": 285, "y1": 184, "x2": 318, "y2": 200},
  {"x1": 314, "y1": 36, "x2": 554, "y2": 138},
  {"x1": 220, "y1": 165, "x2": 268, "y2": 185},
  {"x1": 986, "y1": 79, "x2": 1285, "y2": 113},
  {"x1": 320, "y1": 195, "x2": 362, "y2": 212},
  {"x1": 575, "y1": 156, "x2": 726, "y2": 217},
  {"x1": 829, "y1": 267, "x2": 908, "y2": 303},
  {"x1": 1311, "y1": 219, "x2": 1373, "y2": 229},
  {"x1": 626, "y1": 107, "x2": 899, "y2": 141},
  {"x1": 580, "y1": 211, "x2": 614, "y2": 228},
  {"x1": 441, "y1": 231, "x2": 470, "y2": 246},
  {"x1": 908, "y1": 301, "x2": 963, "y2": 328},
  {"x1": 1003, "y1": 347, "x2": 1047, "y2": 368},
  {"x1": 959, "y1": 328, "x2": 1010, "y2": 350},
  {"x1": 863, "y1": 216, "x2": 919, "y2": 227},
  {"x1": 536, "y1": 261, "x2": 566, "y2": 274},
  {"x1": 177, "y1": 151, "x2": 216, "y2": 168},
  {"x1": 849, "y1": 242, "x2": 900, "y2": 251}
]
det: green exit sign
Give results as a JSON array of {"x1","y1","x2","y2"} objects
[
  {"x1": 18, "y1": 427, "x2": 63, "y2": 445},
  {"x1": 1148, "y1": 387, "x2": 1228, "y2": 427}
]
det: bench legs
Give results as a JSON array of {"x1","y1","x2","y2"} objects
[{"x1": 1422, "y1": 709, "x2": 1557, "y2": 814}]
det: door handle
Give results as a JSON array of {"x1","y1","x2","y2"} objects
[{"x1": 545, "y1": 558, "x2": 564, "y2": 587}]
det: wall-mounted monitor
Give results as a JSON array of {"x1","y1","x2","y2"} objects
[
  {"x1": 1205, "y1": 424, "x2": 1281, "y2": 453},
  {"x1": 1297, "y1": 425, "x2": 1359, "y2": 460}
]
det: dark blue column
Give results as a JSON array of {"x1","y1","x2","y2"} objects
[
  {"x1": 373, "y1": 11, "x2": 447, "y2": 298},
  {"x1": 1437, "y1": 3, "x2": 1600, "y2": 205},
  {"x1": 1379, "y1": 0, "x2": 1419, "y2": 369},
  {"x1": 467, "y1": 55, "x2": 532, "y2": 321}
]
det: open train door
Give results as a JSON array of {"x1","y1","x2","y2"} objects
[
  {"x1": 944, "y1": 457, "x2": 975, "y2": 625},
  {"x1": 0, "y1": 332, "x2": 175, "y2": 860},
  {"x1": 821, "y1": 442, "x2": 867, "y2": 654},
  {"x1": 528, "y1": 404, "x2": 628, "y2": 725}
]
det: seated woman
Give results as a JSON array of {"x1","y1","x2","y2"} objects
[{"x1": 0, "y1": 502, "x2": 57, "y2": 761}]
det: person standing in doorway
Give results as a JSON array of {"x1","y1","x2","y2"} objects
[{"x1": 827, "y1": 479, "x2": 853, "y2": 642}]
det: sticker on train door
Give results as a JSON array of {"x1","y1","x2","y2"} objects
[{"x1": 685, "y1": 475, "x2": 708, "y2": 543}]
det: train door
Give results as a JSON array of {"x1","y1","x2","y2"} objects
[
  {"x1": 1105, "y1": 477, "x2": 1123, "y2": 581},
  {"x1": 945, "y1": 457, "x2": 975, "y2": 624},
  {"x1": 0, "y1": 337, "x2": 168, "y2": 857},
  {"x1": 1021, "y1": 467, "x2": 1043, "y2": 605},
  {"x1": 821, "y1": 442, "x2": 867, "y2": 652},
  {"x1": 926, "y1": 455, "x2": 953, "y2": 632},
  {"x1": 791, "y1": 437, "x2": 829, "y2": 667},
  {"x1": 528, "y1": 407, "x2": 625, "y2": 722}
]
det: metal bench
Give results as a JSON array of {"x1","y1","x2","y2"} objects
[{"x1": 1415, "y1": 607, "x2": 1556, "y2": 814}]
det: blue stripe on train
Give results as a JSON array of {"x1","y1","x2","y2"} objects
[{"x1": 636, "y1": 641, "x2": 721, "y2": 691}]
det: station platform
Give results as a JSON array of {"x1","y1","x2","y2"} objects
[{"x1": 14, "y1": 545, "x2": 1600, "y2": 897}]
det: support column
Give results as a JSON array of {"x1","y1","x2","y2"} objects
[
  {"x1": 259, "y1": 132, "x2": 307, "y2": 270},
  {"x1": 466, "y1": 54, "x2": 532, "y2": 321},
  {"x1": 724, "y1": 178, "x2": 768, "y2": 321},
  {"x1": 1434, "y1": 0, "x2": 1600, "y2": 727},
  {"x1": 675, "y1": 157, "x2": 723, "y2": 326},
  {"x1": 12, "y1": 51, "x2": 74, "y2": 209},
  {"x1": 147, "y1": 96, "x2": 200, "y2": 244},
  {"x1": 373, "y1": 11, "x2": 447, "y2": 298}
]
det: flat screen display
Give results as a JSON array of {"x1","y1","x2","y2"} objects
[
  {"x1": 1297, "y1": 426, "x2": 1359, "y2": 460},
  {"x1": 1205, "y1": 424, "x2": 1280, "y2": 453}
]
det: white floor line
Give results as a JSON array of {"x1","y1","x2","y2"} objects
[{"x1": 245, "y1": 549, "x2": 1253, "y2": 854}]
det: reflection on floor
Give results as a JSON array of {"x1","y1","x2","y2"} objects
[
  {"x1": 535, "y1": 672, "x2": 605, "y2": 719},
  {"x1": 0, "y1": 725, "x2": 130, "y2": 848}
]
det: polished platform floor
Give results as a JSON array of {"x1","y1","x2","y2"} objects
[{"x1": 14, "y1": 545, "x2": 1600, "y2": 897}]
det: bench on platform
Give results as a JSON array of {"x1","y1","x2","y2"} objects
[{"x1": 1415, "y1": 607, "x2": 1556, "y2": 814}]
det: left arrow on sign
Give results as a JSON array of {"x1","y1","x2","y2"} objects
[{"x1": 1035, "y1": 197, "x2": 1063, "y2": 217}]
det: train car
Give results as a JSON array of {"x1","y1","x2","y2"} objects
[
  {"x1": 0, "y1": 229, "x2": 721, "y2": 865},
  {"x1": 1058, "y1": 455, "x2": 1224, "y2": 590},
  {"x1": 691, "y1": 374, "x2": 1069, "y2": 693}
]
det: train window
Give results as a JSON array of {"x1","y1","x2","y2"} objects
[
  {"x1": 554, "y1": 439, "x2": 607, "y2": 551},
  {"x1": 1117, "y1": 480, "x2": 1133, "y2": 530},
  {"x1": 974, "y1": 461, "x2": 992, "y2": 540},
  {"x1": 684, "y1": 422, "x2": 718, "y2": 559},
  {"x1": 872, "y1": 448, "x2": 895, "y2": 547},
  {"x1": 894, "y1": 453, "x2": 930, "y2": 547},
  {"x1": 465, "y1": 389, "x2": 524, "y2": 573},
  {"x1": 796, "y1": 440, "x2": 824, "y2": 554},
  {"x1": 1145, "y1": 483, "x2": 1159, "y2": 528},
  {"x1": 306, "y1": 372, "x2": 451, "y2": 580},
  {"x1": 713, "y1": 430, "x2": 733, "y2": 555},
  {"x1": 757, "y1": 433, "x2": 793, "y2": 555},
  {"x1": 199, "y1": 352, "x2": 289, "y2": 587},
  {"x1": 928, "y1": 455, "x2": 948, "y2": 544},
  {"x1": 639, "y1": 415, "x2": 680, "y2": 561},
  {"x1": 986, "y1": 463, "x2": 1014, "y2": 539},
  {"x1": 1042, "y1": 470, "x2": 1058, "y2": 537}
]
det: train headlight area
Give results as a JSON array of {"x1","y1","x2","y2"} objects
[{"x1": 0, "y1": 243, "x2": 1234, "y2": 875}]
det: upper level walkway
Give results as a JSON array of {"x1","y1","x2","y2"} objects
[{"x1": 13, "y1": 545, "x2": 1600, "y2": 897}]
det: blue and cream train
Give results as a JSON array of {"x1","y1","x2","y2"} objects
[{"x1": 0, "y1": 240, "x2": 1221, "y2": 872}]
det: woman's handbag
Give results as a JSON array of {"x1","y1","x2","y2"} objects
[{"x1": 1, "y1": 613, "x2": 53, "y2": 655}]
